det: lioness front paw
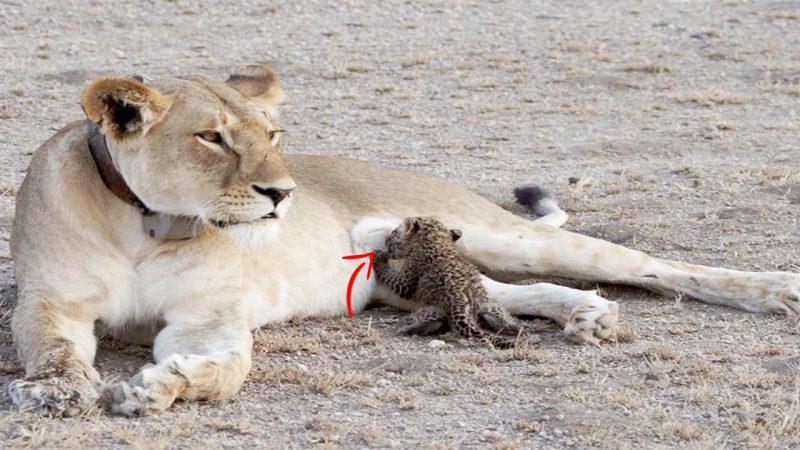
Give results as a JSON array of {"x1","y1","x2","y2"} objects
[
  {"x1": 110, "y1": 364, "x2": 185, "y2": 417},
  {"x1": 9, "y1": 374, "x2": 100, "y2": 417},
  {"x1": 562, "y1": 292, "x2": 620, "y2": 345},
  {"x1": 110, "y1": 381, "x2": 169, "y2": 417}
]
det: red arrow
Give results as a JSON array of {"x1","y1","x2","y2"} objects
[{"x1": 341, "y1": 251, "x2": 375, "y2": 317}]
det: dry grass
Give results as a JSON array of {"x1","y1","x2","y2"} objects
[
  {"x1": 761, "y1": 80, "x2": 800, "y2": 97},
  {"x1": 345, "y1": 62, "x2": 371, "y2": 74},
  {"x1": 495, "y1": 346, "x2": 553, "y2": 363},
  {"x1": 358, "y1": 424, "x2": 383, "y2": 446},
  {"x1": 670, "y1": 421, "x2": 705, "y2": 441},
  {"x1": 641, "y1": 343, "x2": 683, "y2": 362},
  {"x1": 304, "y1": 415, "x2": 340, "y2": 445},
  {"x1": 720, "y1": 377, "x2": 800, "y2": 447},
  {"x1": 514, "y1": 419, "x2": 542, "y2": 434},
  {"x1": 611, "y1": 325, "x2": 637, "y2": 343},
  {"x1": 380, "y1": 388, "x2": 419, "y2": 410},
  {"x1": 249, "y1": 361, "x2": 374, "y2": 396},
  {"x1": 204, "y1": 417, "x2": 253, "y2": 435},
  {"x1": 675, "y1": 91, "x2": 751, "y2": 107},
  {"x1": 623, "y1": 61, "x2": 671, "y2": 74}
]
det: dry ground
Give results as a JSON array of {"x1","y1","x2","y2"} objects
[{"x1": 1, "y1": 0, "x2": 800, "y2": 448}]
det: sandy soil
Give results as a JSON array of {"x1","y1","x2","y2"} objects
[{"x1": 1, "y1": 0, "x2": 799, "y2": 448}]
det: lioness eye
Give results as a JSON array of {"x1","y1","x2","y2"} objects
[
  {"x1": 268, "y1": 129, "x2": 285, "y2": 145},
  {"x1": 197, "y1": 131, "x2": 223, "y2": 144}
]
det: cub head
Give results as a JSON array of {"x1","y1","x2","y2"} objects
[
  {"x1": 81, "y1": 64, "x2": 294, "y2": 227},
  {"x1": 385, "y1": 217, "x2": 462, "y2": 256}
]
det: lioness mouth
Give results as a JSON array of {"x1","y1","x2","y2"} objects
[{"x1": 212, "y1": 213, "x2": 279, "y2": 228}]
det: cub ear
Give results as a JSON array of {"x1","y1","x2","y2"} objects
[
  {"x1": 403, "y1": 217, "x2": 421, "y2": 236},
  {"x1": 226, "y1": 64, "x2": 285, "y2": 117},
  {"x1": 450, "y1": 229, "x2": 463, "y2": 242},
  {"x1": 82, "y1": 78, "x2": 171, "y2": 140}
]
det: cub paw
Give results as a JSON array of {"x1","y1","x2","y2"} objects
[
  {"x1": 9, "y1": 374, "x2": 100, "y2": 417},
  {"x1": 397, "y1": 319, "x2": 448, "y2": 336},
  {"x1": 563, "y1": 292, "x2": 620, "y2": 345}
]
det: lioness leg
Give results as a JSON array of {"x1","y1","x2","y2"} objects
[
  {"x1": 8, "y1": 295, "x2": 101, "y2": 416},
  {"x1": 459, "y1": 221, "x2": 800, "y2": 316},
  {"x1": 110, "y1": 318, "x2": 252, "y2": 416},
  {"x1": 477, "y1": 302, "x2": 547, "y2": 336},
  {"x1": 480, "y1": 278, "x2": 619, "y2": 345}
]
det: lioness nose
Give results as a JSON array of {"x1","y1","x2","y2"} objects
[{"x1": 252, "y1": 185, "x2": 294, "y2": 205}]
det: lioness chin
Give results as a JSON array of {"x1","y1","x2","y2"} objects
[{"x1": 8, "y1": 64, "x2": 800, "y2": 417}]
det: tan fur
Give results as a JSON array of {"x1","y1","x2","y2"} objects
[{"x1": 9, "y1": 65, "x2": 800, "y2": 417}]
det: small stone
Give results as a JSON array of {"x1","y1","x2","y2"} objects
[
  {"x1": 427, "y1": 339, "x2": 446, "y2": 349},
  {"x1": 568, "y1": 176, "x2": 579, "y2": 184}
]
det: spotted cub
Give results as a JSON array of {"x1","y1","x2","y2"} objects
[{"x1": 375, "y1": 217, "x2": 540, "y2": 348}]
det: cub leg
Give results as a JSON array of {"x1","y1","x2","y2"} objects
[
  {"x1": 397, "y1": 305, "x2": 449, "y2": 335},
  {"x1": 444, "y1": 297, "x2": 520, "y2": 349},
  {"x1": 8, "y1": 295, "x2": 102, "y2": 417},
  {"x1": 110, "y1": 317, "x2": 252, "y2": 416},
  {"x1": 458, "y1": 221, "x2": 800, "y2": 317}
]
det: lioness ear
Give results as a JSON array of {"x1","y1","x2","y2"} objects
[
  {"x1": 226, "y1": 64, "x2": 285, "y2": 117},
  {"x1": 450, "y1": 229, "x2": 463, "y2": 242},
  {"x1": 82, "y1": 78, "x2": 171, "y2": 140}
]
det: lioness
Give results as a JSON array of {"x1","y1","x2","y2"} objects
[{"x1": 8, "y1": 65, "x2": 800, "y2": 417}]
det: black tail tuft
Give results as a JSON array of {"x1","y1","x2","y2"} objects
[{"x1": 513, "y1": 185, "x2": 551, "y2": 209}]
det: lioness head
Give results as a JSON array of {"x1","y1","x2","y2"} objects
[{"x1": 81, "y1": 64, "x2": 295, "y2": 226}]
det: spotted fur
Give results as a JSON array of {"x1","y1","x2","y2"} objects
[{"x1": 375, "y1": 217, "x2": 539, "y2": 348}]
